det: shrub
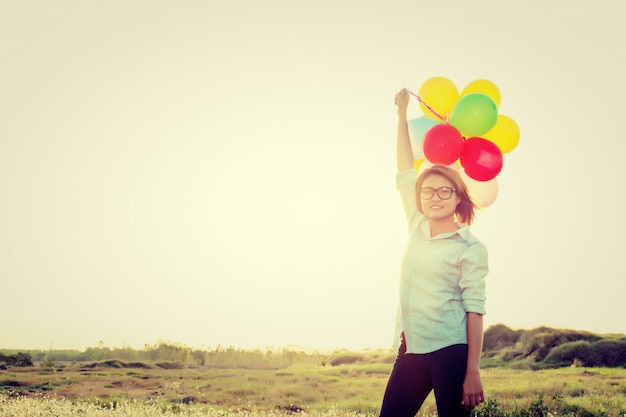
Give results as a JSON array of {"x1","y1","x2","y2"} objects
[
  {"x1": 156, "y1": 361, "x2": 185, "y2": 369},
  {"x1": 544, "y1": 340, "x2": 594, "y2": 366},
  {"x1": 474, "y1": 398, "x2": 504, "y2": 416},
  {"x1": 500, "y1": 346, "x2": 523, "y2": 362},
  {"x1": 521, "y1": 328, "x2": 601, "y2": 362},
  {"x1": 79, "y1": 360, "x2": 156, "y2": 370},
  {"x1": 546, "y1": 338, "x2": 626, "y2": 367},
  {"x1": 591, "y1": 339, "x2": 626, "y2": 367},
  {"x1": 328, "y1": 354, "x2": 361, "y2": 366},
  {"x1": 483, "y1": 324, "x2": 523, "y2": 351},
  {"x1": 0, "y1": 352, "x2": 33, "y2": 367}
]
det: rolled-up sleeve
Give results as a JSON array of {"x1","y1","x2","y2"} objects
[
  {"x1": 396, "y1": 169, "x2": 420, "y2": 228},
  {"x1": 458, "y1": 242, "x2": 488, "y2": 314}
]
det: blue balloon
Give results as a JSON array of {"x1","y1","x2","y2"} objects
[{"x1": 407, "y1": 117, "x2": 440, "y2": 159}]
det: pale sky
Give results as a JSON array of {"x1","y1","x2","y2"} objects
[{"x1": 1, "y1": 0, "x2": 625, "y2": 351}]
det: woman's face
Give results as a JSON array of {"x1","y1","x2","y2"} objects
[{"x1": 419, "y1": 174, "x2": 460, "y2": 221}]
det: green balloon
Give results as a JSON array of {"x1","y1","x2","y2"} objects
[{"x1": 449, "y1": 93, "x2": 498, "y2": 137}]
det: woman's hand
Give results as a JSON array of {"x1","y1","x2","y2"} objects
[
  {"x1": 394, "y1": 87, "x2": 410, "y2": 117},
  {"x1": 462, "y1": 369, "x2": 484, "y2": 410}
]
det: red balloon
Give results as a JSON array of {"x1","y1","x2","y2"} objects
[
  {"x1": 422, "y1": 124, "x2": 464, "y2": 165},
  {"x1": 460, "y1": 137, "x2": 503, "y2": 181}
]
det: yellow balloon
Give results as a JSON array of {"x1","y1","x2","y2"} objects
[
  {"x1": 482, "y1": 114, "x2": 520, "y2": 154},
  {"x1": 418, "y1": 76, "x2": 459, "y2": 121},
  {"x1": 413, "y1": 158, "x2": 425, "y2": 172},
  {"x1": 461, "y1": 79, "x2": 501, "y2": 107}
]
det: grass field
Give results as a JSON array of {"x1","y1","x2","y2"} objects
[{"x1": 1, "y1": 352, "x2": 626, "y2": 416}]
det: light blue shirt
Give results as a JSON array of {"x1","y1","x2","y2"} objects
[{"x1": 393, "y1": 169, "x2": 488, "y2": 354}]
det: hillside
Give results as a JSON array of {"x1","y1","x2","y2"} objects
[
  {"x1": 2, "y1": 324, "x2": 626, "y2": 371},
  {"x1": 482, "y1": 324, "x2": 626, "y2": 369}
]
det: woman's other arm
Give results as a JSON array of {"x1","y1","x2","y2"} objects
[{"x1": 462, "y1": 312, "x2": 484, "y2": 410}]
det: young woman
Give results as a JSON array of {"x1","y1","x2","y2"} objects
[{"x1": 379, "y1": 88, "x2": 488, "y2": 417}]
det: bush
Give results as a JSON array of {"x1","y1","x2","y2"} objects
[
  {"x1": 545, "y1": 339, "x2": 626, "y2": 367},
  {"x1": 500, "y1": 346, "x2": 523, "y2": 362},
  {"x1": 483, "y1": 324, "x2": 523, "y2": 351},
  {"x1": 521, "y1": 328, "x2": 601, "y2": 362},
  {"x1": 544, "y1": 341, "x2": 594, "y2": 366},
  {"x1": 0, "y1": 352, "x2": 33, "y2": 367},
  {"x1": 80, "y1": 360, "x2": 156, "y2": 369},
  {"x1": 156, "y1": 361, "x2": 186, "y2": 369},
  {"x1": 328, "y1": 354, "x2": 361, "y2": 366},
  {"x1": 591, "y1": 339, "x2": 626, "y2": 367}
]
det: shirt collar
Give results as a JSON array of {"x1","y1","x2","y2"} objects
[
  {"x1": 421, "y1": 219, "x2": 472, "y2": 241},
  {"x1": 455, "y1": 225, "x2": 472, "y2": 241}
]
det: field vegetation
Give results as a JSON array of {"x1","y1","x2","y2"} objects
[{"x1": 1, "y1": 324, "x2": 626, "y2": 416}]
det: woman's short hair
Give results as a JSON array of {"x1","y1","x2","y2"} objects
[{"x1": 415, "y1": 165, "x2": 478, "y2": 225}]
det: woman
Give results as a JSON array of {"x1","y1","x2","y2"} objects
[{"x1": 379, "y1": 88, "x2": 488, "y2": 417}]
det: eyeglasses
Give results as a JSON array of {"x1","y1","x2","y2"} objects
[{"x1": 420, "y1": 186, "x2": 456, "y2": 200}]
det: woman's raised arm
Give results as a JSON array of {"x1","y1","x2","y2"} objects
[{"x1": 395, "y1": 88, "x2": 414, "y2": 172}]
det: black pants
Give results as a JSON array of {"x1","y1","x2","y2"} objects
[{"x1": 379, "y1": 338, "x2": 470, "y2": 417}]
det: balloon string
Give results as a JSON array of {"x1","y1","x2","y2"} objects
[{"x1": 407, "y1": 91, "x2": 449, "y2": 124}]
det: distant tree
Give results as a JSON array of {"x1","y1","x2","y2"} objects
[
  {"x1": 0, "y1": 352, "x2": 34, "y2": 367},
  {"x1": 191, "y1": 349, "x2": 206, "y2": 366}
]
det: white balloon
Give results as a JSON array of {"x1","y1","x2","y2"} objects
[{"x1": 461, "y1": 170, "x2": 499, "y2": 208}]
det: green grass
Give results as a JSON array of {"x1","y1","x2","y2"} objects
[
  {"x1": 2, "y1": 327, "x2": 626, "y2": 416},
  {"x1": 2, "y1": 359, "x2": 626, "y2": 416}
]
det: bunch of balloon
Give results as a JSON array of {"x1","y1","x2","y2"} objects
[{"x1": 407, "y1": 76, "x2": 520, "y2": 208}]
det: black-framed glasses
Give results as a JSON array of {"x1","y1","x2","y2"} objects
[{"x1": 420, "y1": 186, "x2": 456, "y2": 200}]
